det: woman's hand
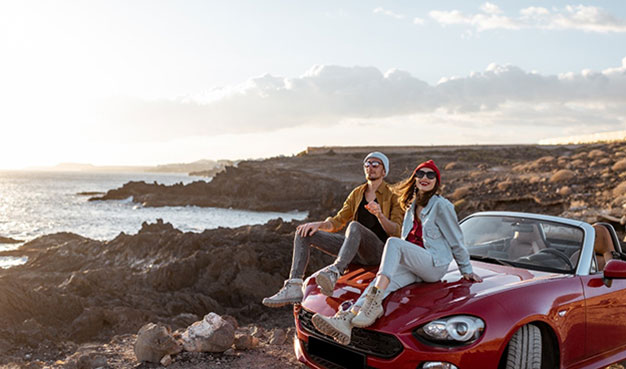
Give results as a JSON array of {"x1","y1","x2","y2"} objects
[{"x1": 462, "y1": 272, "x2": 482, "y2": 282}]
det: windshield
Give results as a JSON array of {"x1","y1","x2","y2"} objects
[{"x1": 460, "y1": 215, "x2": 584, "y2": 273}]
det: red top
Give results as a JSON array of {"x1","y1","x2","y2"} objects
[{"x1": 406, "y1": 217, "x2": 424, "y2": 247}]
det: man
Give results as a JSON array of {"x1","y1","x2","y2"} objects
[{"x1": 262, "y1": 151, "x2": 403, "y2": 307}]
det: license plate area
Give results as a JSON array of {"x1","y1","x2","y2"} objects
[{"x1": 308, "y1": 336, "x2": 366, "y2": 369}]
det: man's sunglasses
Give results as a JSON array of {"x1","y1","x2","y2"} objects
[
  {"x1": 364, "y1": 161, "x2": 382, "y2": 168},
  {"x1": 415, "y1": 170, "x2": 437, "y2": 180}
]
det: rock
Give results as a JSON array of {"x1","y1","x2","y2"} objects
[
  {"x1": 557, "y1": 186, "x2": 572, "y2": 196},
  {"x1": 0, "y1": 236, "x2": 22, "y2": 244},
  {"x1": 251, "y1": 326, "x2": 266, "y2": 339},
  {"x1": 181, "y1": 313, "x2": 235, "y2": 353},
  {"x1": 550, "y1": 169, "x2": 576, "y2": 183},
  {"x1": 170, "y1": 313, "x2": 200, "y2": 330},
  {"x1": 613, "y1": 159, "x2": 626, "y2": 172},
  {"x1": 134, "y1": 323, "x2": 182, "y2": 363},
  {"x1": 63, "y1": 345, "x2": 108, "y2": 369},
  {"x1": 234, "y1": 333, "x2": 259, "y2": 350},
  {"x1": 222, "y1": 315, "x2": 239, "y2": 329},
  {"x1": 269, "y1": 328, "x2": 287, "y2": 345},
  {"x1": 160, "y1": 354, "x2": 173, "y2": 366}
]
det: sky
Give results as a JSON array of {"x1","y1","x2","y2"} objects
[{"x1": 0, "y1": 0, "x2": 625, "y2": 169}]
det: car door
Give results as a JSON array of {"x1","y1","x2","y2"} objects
[{"x1": 581, "y1": 272, "x2": 626, "y2": 358}]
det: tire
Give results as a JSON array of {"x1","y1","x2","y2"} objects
[{"x1": 505, "y1": 324, "x2": 542, "y2": 369}]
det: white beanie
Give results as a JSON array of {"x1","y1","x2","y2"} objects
[{"x1": 363, "y1": 152, "x2": 389, "y2": 177}]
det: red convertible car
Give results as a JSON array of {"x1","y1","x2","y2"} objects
[{"x1": 293, "y1": 211, "x2": 626, "y2": 369}]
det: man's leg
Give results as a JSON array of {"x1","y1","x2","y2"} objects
[
  {"x1": 290, "y1": 231, "x2": 346, "y2": 279},
  {"x1": 317, "y1": 221, "x2": 384, "y2": 296},
  {"x1": 333, "y1": 221, "x2": 385, "y2": 271},
  {"x1": 263, "y1": 230, "x2": 344, "y2": 307}
]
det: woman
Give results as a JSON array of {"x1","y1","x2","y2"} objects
[{"x1": 312, "y1": 159, "x2": 482, "y2": 345}]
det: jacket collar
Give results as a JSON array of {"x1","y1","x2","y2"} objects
[{"x1": 414, "y1": 194, "x2": 438, "y2": 216}]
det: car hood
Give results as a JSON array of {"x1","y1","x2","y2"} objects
[{"x1": 301, "y1": 260, "x2": 565, "y2": 332}]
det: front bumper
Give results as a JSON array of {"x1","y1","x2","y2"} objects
[{"x1": 294, "y1": 306, "x2": 500, "y2": 369}]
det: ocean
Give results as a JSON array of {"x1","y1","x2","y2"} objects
[{"x1": 0, "y1": 171, "x2": 307, "y2": 268}]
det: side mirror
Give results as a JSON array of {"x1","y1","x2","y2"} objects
[{"x1": 604, "y1": 259, "x2": 626, "y2": 279}]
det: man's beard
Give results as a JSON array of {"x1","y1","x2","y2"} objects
[{"x1": 366, "y1": 173, "x2": 380, "y2": 181}]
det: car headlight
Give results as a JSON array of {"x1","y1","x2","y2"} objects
[{"x1": 414, "y1": 315, "x2": 484, "y2": 346}]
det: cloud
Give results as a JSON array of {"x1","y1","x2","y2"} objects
[
  {"x1": 94, "y1": 57, "x2": 626, "y2": 142},
  {"x1": 430, "y1": 3, "x2": 626, "y2": 33},
  {"x1": 373, "y1": 7, "x2": 405, "y2": 20}
]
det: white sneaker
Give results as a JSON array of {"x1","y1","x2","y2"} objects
[
  {"x1": 352, "y1": 287, "x2": 384, "y2": 328},
  {"x1": 262, "y1": 279, "x2": 303, "y2": 307},
  {"x1": 311, "y1": 310, "x2": 355, "y2": 345},
  {"x1": 316, "y1": 265, "x2": 340, "y2": 296}
]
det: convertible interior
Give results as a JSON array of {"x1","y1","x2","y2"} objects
[{"x1": 464, "y1": 216, "x2": 625, "y2": 274}]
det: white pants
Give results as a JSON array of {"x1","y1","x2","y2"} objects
[{"x1": 354, "y1": 237, "x2": 448, "y2": 308}]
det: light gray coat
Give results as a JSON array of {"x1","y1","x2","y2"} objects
[{"x1": 401, "y1": 195, "x2": 473, "y2": 275}]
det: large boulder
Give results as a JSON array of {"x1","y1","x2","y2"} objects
[
  {"x1": 181, "y1": 313, "x2": 235, "y2": 352},
  {"x1": 134, "y1": 323, "x2": 182, "y2": 363}
]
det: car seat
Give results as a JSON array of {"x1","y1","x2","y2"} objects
[
  {"x1": 593, "y1": 224, "x2": 616, "y2": 271},
  {"x1": 508, "y1": 223, "x2": 547, "y2": 260}
]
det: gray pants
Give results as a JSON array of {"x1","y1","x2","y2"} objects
[
  {"x1": 289, "y1": 221, "x2": 385, "y2": 279},
  {"x1": 355, "y1": 237, "x2": 448, "y2": 307}
]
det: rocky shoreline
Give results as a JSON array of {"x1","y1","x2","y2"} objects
[
  {"x1": 91, "y1": 143, "x2": 626, "y2": 235},
  {"x1": 2, "y1": 142, "x2": 626, "y2": 368}
]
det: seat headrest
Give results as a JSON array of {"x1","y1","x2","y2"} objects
[{"x1": 593, "y1": 224, "x2": 615, "y2": 254}]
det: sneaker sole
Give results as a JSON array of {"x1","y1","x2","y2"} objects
[
  {"x1": 316, "y1": 273, "x2": 335, "y2": 296},
  {"x1": 262, "y1": 297, "x2": 302, "y2": 308},
  {"x1": 351, "y1": 309, "x2": 383, "y2": 328},
  {"x1": 311, "y1": 315, "x2": 350, "y2": 345}
]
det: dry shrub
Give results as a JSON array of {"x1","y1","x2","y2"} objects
[
  {"x1": 598, "y1": 158, "x2": 612, "y2": 165},
  {"x1": 497, "y1": 180, "x2": 512, "y2": 191},
  {"x1": 612, "y1": 159, "x2": 626, "y2": 172},
  {"x1": 445, "y1": 162, "x2": 460, "y2": 170},
  {"x1": 550, "y1": 169, "x2": 576, "y2": 183},
  {"x1": 512, "y1": 164, "x2": 527, "y2": 172},
  {"x1": 613, "y1": 182, "x2": 626, "y2": 197},
  {"x1": 588, "y1": 149, "x2": 607, "y2": 158},
  {"x1": 570, "y1": 159, "x2": 585, "y2": 168},
  {"x1": 572, "y1": 152, "x2": 588, "y2": 160},
  {"x1": 538, "y1": 155, "x2": 556, "y2": 163},
  {"x1": 529, "y1": 176, "x2": 542, "y2": 184},
  {"x1": 451, "y1": 185, "x2": 472, "y2": 200},
  {"x1": 557, "y1": 186, "x2": 572, "y2": 196}
]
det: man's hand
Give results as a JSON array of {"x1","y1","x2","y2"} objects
[
  {"x1": 365, "y1": 201, "x2": 382, "y2": 217},
  {"x1": 296, "y1": 221, "x2": 323, "y2": 237}
]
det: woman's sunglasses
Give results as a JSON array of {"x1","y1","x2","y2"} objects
[{"x1": 415, "y1": 170, "x2": 436, "y2": 180}]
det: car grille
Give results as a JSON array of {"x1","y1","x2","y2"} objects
[{"x1": 298, "y1": 308, "x2": 404, "y2": 359}]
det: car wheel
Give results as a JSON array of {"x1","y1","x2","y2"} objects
[{"x1": 505, "y1": 324, "x2": 542, "y2": 369}]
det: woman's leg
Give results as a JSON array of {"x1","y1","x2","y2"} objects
[{"x1": 353, "y1": 239, "x2": 447, "y2": 327}]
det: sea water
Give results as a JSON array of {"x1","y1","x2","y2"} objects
[{"x1": 0, "y1": 171, "x2": 307, "y2": 267}]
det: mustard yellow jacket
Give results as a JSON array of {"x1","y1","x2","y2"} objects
[{"x1": 325, "y1": 181, "x2": 403, "y2": 238}]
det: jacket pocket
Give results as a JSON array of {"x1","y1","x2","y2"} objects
[{"x1": 425, "y1": 225, "x2": 443, "y2": 239}]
